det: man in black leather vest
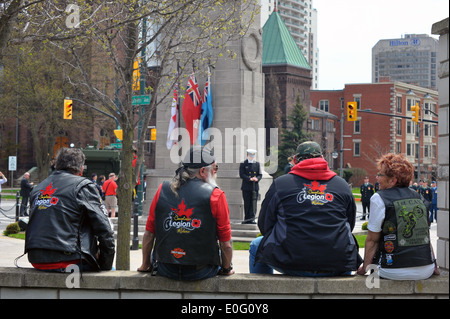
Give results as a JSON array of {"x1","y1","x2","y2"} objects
[
  {"x1": 25, "y1": 147, "x2": 115, "y2": 271},
  {"x1": 138, "y1": 146, "x2": 234, "y2": 280}
]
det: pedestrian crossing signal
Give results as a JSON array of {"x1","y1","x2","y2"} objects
[
  {"x1": 64, "y1": 99, "x2": 73, "y2": 119},
  {"x1": 347, "y1": 102, "x2": 357, "y2": 121}
]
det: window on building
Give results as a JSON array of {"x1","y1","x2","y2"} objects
[
  {"x1": 407, "y1": 143, "x2": 413, "y2": 157},
  {"x1": 396, "y1": 142, "x2": 402, "y2": 154},
  {"x1": 319, "y1": 100, "x2": 329, "y2": 112},
  {"x1": 424, "y1": 145, "x2": 429, "y2": 158},
  {"x1": 354, "y1": 120, "x2": 360, "y2": 134},
  {"x1": 353, "y1": 141, "x2": 361, "y2": 157},
  {"x1": 311, "y1": 118, "x2": 320, "y2": 130},
  {"x1": 396, "y1": 96, "x2": 402, "y2": 113},
  {"x1": 396, "y1": 119, "x2": 402, "y2": 135},
  {"x1": 424, "y1": 124, "x2": 430, "y2": 136},
  {"x1": 354, "y1": 96, "x2": 361, "y2": 109},
  {"x1": 407, "y1": 99, "x2": 412, "y2": 112}
]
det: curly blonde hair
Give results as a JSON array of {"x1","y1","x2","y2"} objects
[{"x1": 377, "y1": 153, "x2": 414, "y2": 187}]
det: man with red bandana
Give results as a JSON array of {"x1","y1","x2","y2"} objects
[{"x1": 249, "y1": 141, "x2": 362, "y2": 276}]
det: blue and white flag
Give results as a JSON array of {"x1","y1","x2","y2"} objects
[{"x1": 197, "y1": 68, "x2": 213, "y2": 145}]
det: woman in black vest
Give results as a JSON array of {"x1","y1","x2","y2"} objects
[{"x1": 357, "y1": 153, "x2": 439, "y2": 280}]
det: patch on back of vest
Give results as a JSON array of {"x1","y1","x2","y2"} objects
[
  {"x1": 393, "y1": 198, "x2": 429, "y2": 247},
  {"x1": 163, "y1": 199, "x2": 202, "y2": 234}
]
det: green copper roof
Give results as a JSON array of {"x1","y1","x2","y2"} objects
[{"x1": 262, "y1": 11, "x2": 311, "y2": 69}]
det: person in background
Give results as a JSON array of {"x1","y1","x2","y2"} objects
[
  {"x1": 430, "y1": 181, "x2": 438, "y2": 223},
  {"x1": 357, "y1": 153, "x2": 439, "y2": 280},
  {"x1": 20, "y1": 172, "x2": 34, "y2": 216},
  {"x1": 91, "y1": 173, "x2": 103, "y2": 199},
  {"x1": 102, "y1": 173, "x2": 118, "y2": 218},
  {"x1": 360, "y1": 176, "x2": 375, "y2": 220},
  {"x1": 0, "y1": 171, "x2": 7, "y2": 205},
  {"x1": 239, "y1": 149, "x2": 262, "y2": 224},
  {"x1": 283, "y1": 156, "x2": 294, "y2": 174}
]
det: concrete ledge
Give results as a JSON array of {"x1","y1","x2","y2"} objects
[{"x1": 0, "y1": 267, "x2": 448, "y2": 299}]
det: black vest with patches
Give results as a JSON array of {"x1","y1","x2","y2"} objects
[
  {"x1": 154, "y1": 178, "x2": 220, "y2": 266},
  {"x1": 377, "y1": 187, "x2": 433, "y2": 268}
]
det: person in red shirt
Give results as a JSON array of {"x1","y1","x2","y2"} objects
[
  {"x1": 102, "y1": 173, "x2": 118, "y2": 218},
  {"x1": 138, "y1": 146, "x2": 233, "y2": 280}
]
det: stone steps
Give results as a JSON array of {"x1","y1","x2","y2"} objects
[{"x1": 109, "y1": 217, "x2": 259, "y2": 243}]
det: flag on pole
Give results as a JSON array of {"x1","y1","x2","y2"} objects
[
  {"x1": 197, "y1": 68, "x2": 213, "y2": 145},
  {"x1": 181, "y1": 72, "x2": 201, "y2": 145},
  {"x1": 166, "y1": 82, "x2": 179, "y2": 149}
]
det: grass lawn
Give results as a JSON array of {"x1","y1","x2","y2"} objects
[
  {"x1": 232, "y1": 234, "x2": 367, "y2": 251},
  {"x1": 4, "y1": 233, "x2": 368, "y2": 250}
]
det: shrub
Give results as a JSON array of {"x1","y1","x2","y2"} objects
[
  {"x1": 5, "y1": 222, "x2": 21, "y2": 235},
  {"x1": 361, "y1": 221, "x2": 369, "y2": 230}
]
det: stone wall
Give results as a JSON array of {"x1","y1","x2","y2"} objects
[
  {"x1": 0, "y1": 267, "x2": 447, "y2": 299},
  {"x1": 432, "y1": 18, "x2": 449, "y2": 272}
]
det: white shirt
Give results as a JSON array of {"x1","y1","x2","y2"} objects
[
  {"x1": 368, "y1": 193, "x2": 434, "y2": 280},
  {"x1": 0, "y1": 177, "x2": 7, "y2": 193}
]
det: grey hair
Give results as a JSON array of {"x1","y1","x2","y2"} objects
[
  {"x1": 170, "y1": 165, "x2": 213, "y2": 196},
  {"x1": 54, "y1": 147, "x2": 85, "y2": 174}
]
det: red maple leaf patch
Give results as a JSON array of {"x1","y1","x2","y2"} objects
[
  {"x1": 172, "y1": 200, "x2": 194, "y2": 219},
  {"x1": 40, "y1": 183, "x2": 57, "y2": 197},
  {"x1": 304, "y1": 181, "x2": 327, "y2": 193}
]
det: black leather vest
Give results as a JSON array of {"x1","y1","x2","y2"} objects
[
  {"x1": 154, "y1": 178, "x2": 220, "y2": 266},
  {"x1": 377, "y1": 187, "x2": 433, "y2": 268}
]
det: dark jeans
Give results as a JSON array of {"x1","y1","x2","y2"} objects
[
  {"x1": 20, "y1": 195, "x2": 30, "y2": 216},
  {"x1": 249, "y1": 236, "x2": 352, "y2": 277}
]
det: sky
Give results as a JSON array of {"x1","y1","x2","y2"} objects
[{"x1": 313, "y1": 0, "x2": 449, "y2": 90}]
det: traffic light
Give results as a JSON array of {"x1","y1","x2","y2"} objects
[
  {"x1": 411, "y1": 103, "x2": 420, "y2": 123},
  {"x1": 63, "y1": 99, "x2": 73, "y2": 119},
  {"x1": 150, "y1": 128, "x2": 156, "y2": 141},
  {"x1": 132, "y1": 57, "x2": 141, "y2": 91},
  {"x1": 347, "y1": 101, "x2": 357, "y2": 121},
  {"x1": 114, "y1": 129, "x2": 123, "y2": 141}
]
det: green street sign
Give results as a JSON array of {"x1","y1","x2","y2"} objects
[{"x1": 132, "y1": 95, "x2": 151, "y2": 105}]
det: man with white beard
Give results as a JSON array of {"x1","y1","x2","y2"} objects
[{"x1": 138, "y1": 146, "x2": 234, "y2": 280}]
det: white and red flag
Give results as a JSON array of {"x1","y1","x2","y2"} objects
[{"x1": 166, "y1": 82, "x2": 179, "y2": 149}]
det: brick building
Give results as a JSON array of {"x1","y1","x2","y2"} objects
[{"x1": 311, "y1": 82, "x2": 439, "y2": 185}]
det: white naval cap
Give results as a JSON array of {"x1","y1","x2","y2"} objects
[{"x1": 246, "y1": 149, "x2": 257, "y2": 155}]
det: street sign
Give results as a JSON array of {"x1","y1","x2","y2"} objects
[
  {"x1": 132, "y1": 95, "x2": 151, "y2": 106},
  {"x1": 110, "y1": 143, "x2": 122, "y2": 149},
  {"x1": 8, "y1": 156, "x2": 17, "y2": 171}
]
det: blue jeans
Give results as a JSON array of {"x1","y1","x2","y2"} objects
[
  {"x1": 156, "y1": 262, "x2": 219, "y2": 281},
  {"x1": 249, "y1": 236, "x2": 351, "y2": 277}
]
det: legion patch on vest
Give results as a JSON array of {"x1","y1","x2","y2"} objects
[
  {"x1": 163, "y1": 199, "x2": 202, "y2": 234},
  {"x1": 393, "y1": 198, "x2": 429, "y2": 247}
]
